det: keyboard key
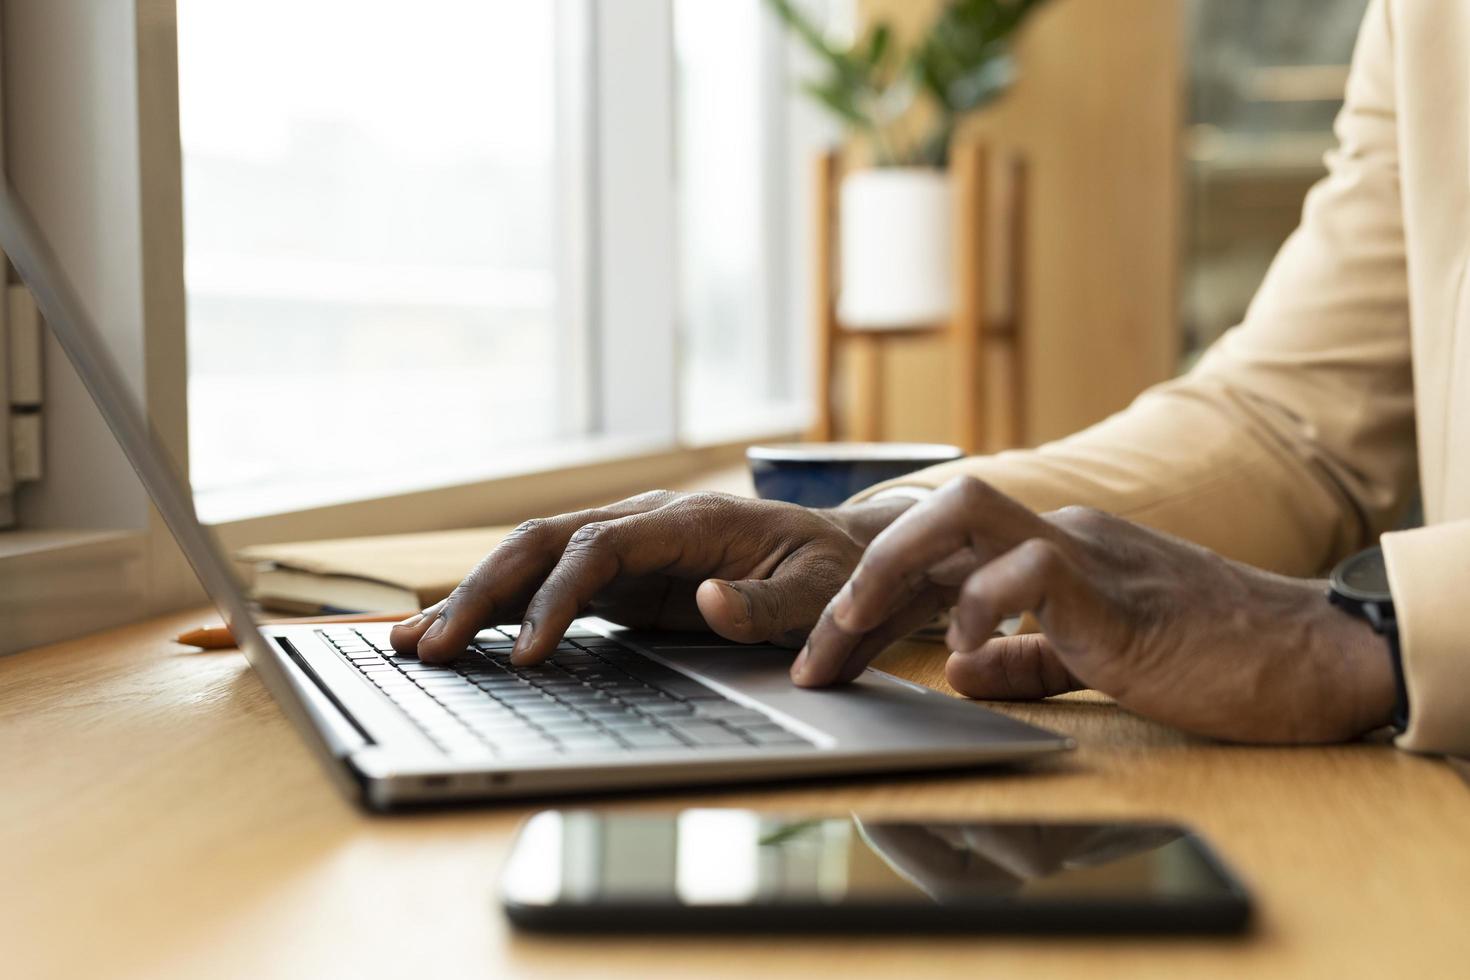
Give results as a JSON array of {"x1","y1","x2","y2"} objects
[
  {"x1": 616, "y1": 728, "x2": 687, "y2": 749},
  {"x1": 557, "y1": 691, "x2": 612, "y2": 705},
  {"x1": 535, "y1": 717, "x2": 596, "y2": 731},
  {"x1": 618, "y1": 691, "x2": 670, "y2": 704},
  {"x1": 432, "y1": 689, "x2": 495, "y2": 703},
  {"x1": 666, "y1": 722, "x2": 749, "y2": 747},
  {"x1": 416, "y1": 680, "x2": 477, "y2": 693},
  {"x1": 690, "y1": 703, "x2": 770, "y2": 724},
  {"x1": 514, "y1": 705, "x2": 581, "y2": 723},
  {"x1": 578, "y1": 713, "x2": 645, "y2": 730},
  {"x1": 554, "y1": 735, "x2": 623, "y2": 753},
  {"x1": 465, "y1": 719, "x2": 536, "y2": 739},
  {"x1": 635, "y1": 701, "x2": 695, "y2": 717}
]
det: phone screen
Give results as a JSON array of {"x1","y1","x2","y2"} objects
[{"x1": 500, "y1": 810, "x2": 1251, "y2": 933}]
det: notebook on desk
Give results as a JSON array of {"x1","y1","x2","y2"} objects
[
  {"x1": 0, "y1": 175, "x2": 1071, "y2": 809},
  {"x1": 238, "y1": 526, "x2": 511, "y2": 613}
]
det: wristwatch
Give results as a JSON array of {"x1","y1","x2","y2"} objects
[{"x1": 1327, "y1": 545, "x2": 1409, "y2": 731}]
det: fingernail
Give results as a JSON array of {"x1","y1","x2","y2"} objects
[
  {"x1": 396, "y1": 611, "x2": 425, "y2": 629},
  {"x1": 511, "y1": 621, "x2": 535, "y2": 662},
  {"x1": 721, "y1": 581, "x2": 752, "y2": 627},
  {"x1": 790, "y1": 646, "x2": 810, "y2": 681}
]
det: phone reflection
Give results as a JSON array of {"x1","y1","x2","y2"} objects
[{"x1": 501, "y1": 810, "x2": 1203, "y2": 908}]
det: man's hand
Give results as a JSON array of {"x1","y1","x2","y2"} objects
[
  {"x1": 795, "y1": 476, "x2": 1397, "y2": 744},
  {"x1": 390, "y1": 490, "x2": 912, "y2": 665}
]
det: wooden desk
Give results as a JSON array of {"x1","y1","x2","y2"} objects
[{"x1": 4, "y1": 609, "x2": 1469, "y2": 979}]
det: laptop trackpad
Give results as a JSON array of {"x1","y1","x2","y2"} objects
[{"x1": 619, "y1": 633, "x2": 1061, "y2": 750}]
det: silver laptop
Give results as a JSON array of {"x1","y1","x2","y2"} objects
[{"x1": 0, "y1": 180, "x2": 1071, "y2": 810}]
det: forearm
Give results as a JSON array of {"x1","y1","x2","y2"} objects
[{"x1": 849, "y1": 374, "x2": 1394, "y2": 577}]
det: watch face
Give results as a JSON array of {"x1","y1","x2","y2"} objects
[{"x1": 1333, "y1": 546, "x2": 1391, "y2": 603}]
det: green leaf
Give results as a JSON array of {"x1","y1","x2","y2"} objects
[
  {"x1": 863, "y1": 23, "x2": 892, "y2": 71},
  {"x1": 946, "y1": 51, "x2": 1015, "y2": 112},
  {"x1": 801, "y1": 78, "x2": 868, "y2": 128}
]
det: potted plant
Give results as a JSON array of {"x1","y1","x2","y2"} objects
[{"x1": 768, "y1": 0, "x2": 1046, "y2": 329}]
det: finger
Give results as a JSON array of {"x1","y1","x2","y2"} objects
[
  {"x1": 944, "y1": 538, "x2": 1058, "y2": 651},
  {"x1": 833, "y1": 594, "x2": 950, "y2": 685},
  {"x1": 411, "y1": 523, "x2": 563, "y2": 662},
  {"x1": 513, "y1": 512, "x2": 689, "y2": 664},
  {"x1": 833, "y1": 477, "x2": 1053, "y2": 635},
  {"x1": 945, "y1": 633, "x2": 1083, "y2": 700},
  {"x1": 796, "y1": 561, "x2": 943, "y2": 685},
  {"x1": 793, "y1": 590, "x2": 948, "y2": 687},
  {"x1": 411, "y1": 491, "x2": 682, "y2": 662},
  {"x1": 388, "y1": 599, "x2": 447, "y2": 656},
  {"x1": 696, "y1": 547, "x2": 853, "y2": 647}
]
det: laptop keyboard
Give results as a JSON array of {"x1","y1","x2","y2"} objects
[{"x1": 320, "y1": 625, "x2": 814, "y2": 758}]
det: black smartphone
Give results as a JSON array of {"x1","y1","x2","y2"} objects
[{"x1": 499, "y1": 809, "x2": 1252, "y2": 934}]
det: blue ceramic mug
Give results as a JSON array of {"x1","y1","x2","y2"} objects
[{"x1": 747, "y1": 442, "x2": 964, "y2": 509}]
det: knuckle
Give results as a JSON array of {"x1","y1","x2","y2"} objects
[
  {"x1": 1051, "y1": 504, "x2": 1109, "y2": 533},
  {"x1": 959, "y1": 569, "x2": 991, "y2": 603},
  {"x1": 1018, "y1": 537, "x2": 1063, "y2": 573},
  {"x1": 940, "y1": 475, "x2": 991, "y2": 508},
  {"x1": 461, "y1": 556, "x2": 497, "y2": 591},
  {"x1": 628, "y1": 488, "x2": 676, "y2": 507},
  {"x1": 680, "y1": 490, "x2": 727, "y2": 510},
  {"x1": 566, "y1": 521, "x2": 613, "y2": 551},
  {"x1": 511, "y1": 517, "x2": 549, "y2": 541}
]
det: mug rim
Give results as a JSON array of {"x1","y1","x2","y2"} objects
[{"x1": 747, "y1": 442, "x2": 963, "y2": 463}]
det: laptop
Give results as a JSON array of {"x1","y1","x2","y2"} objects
[{"x1": 0, "y1": 180, "x2": 1071, "y2": 810}]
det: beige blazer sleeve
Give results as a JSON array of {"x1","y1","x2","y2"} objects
[{"x1": 855, "y1": 1, "x2": 1462, "y2": 753}]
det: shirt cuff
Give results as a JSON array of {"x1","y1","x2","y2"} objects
[{"x1": 1381, "y1": 521, "x2": 1470, "y2": 756}]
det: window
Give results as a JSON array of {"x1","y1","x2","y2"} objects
[
  {"x1": 176, "y1": 0, "x2": 827, "y2": 523},
  {"x1": 674, "y1": 0, "x2": 800, "y2": 442},
  {"x1": 178, "y1": 0, "x2": 584, "y2": 520}
]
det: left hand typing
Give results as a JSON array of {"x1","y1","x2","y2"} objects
[{"x1": 793, "y1": 476, "x2": 1396, "y2": 744}]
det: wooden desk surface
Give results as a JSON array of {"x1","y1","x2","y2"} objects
[{"x1": 4, "y1": 608, "x2": 1469, "y2": 980}]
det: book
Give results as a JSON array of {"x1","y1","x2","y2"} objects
[
  {"x1": 236, "y1": 525, "x2": 512, "y2": 614},
  {"x1": 7, "y1": 285, "x2": 42, "y2": 481}
]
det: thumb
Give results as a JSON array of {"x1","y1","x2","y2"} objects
[
  {"x1": 945, "y1": 633, "x2": 1083, "y2": 700},
  {"x1": 696, "y1": 560, "x2": 844, "y2": 648}
]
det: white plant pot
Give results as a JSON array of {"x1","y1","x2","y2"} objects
[{"x1": 838, "y1": 167, "x2": 952, "y2": 330}]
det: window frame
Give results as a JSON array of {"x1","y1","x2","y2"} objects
[{"x1": 2, "y1": 0, "x2": 827, "y2": 655}]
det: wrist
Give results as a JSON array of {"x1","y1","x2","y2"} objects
[
  {"x1": 820, "y1": 496, "x2": 917, "y2": 547},
  {"x1": 1317, "y1": 595, "x2": 1399, "y2": 736}
]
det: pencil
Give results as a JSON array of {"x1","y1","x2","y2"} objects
[{"x1": 175, "y1": 611, "x2": 417, "y2": 650}]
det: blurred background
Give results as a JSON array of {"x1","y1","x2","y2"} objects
[
  {"x1": 171, "y1": 0, "x2": 1369, "y2": 514},
  {"x1": 0, "y1": 0, "x2": 1374, "y2": 646}
]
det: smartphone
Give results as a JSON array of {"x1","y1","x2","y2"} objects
[{"x1": 499, "y1": 809, "x2": 1252, "y2": 934}]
